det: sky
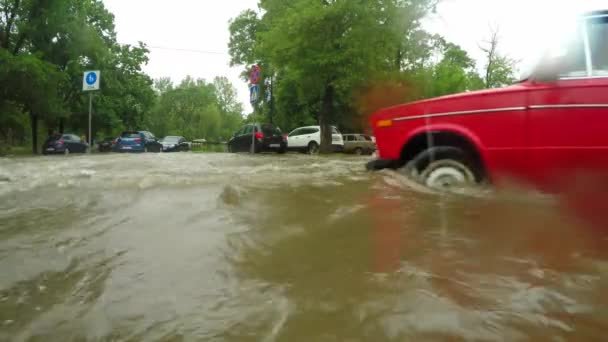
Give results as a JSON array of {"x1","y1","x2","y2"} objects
[{"x1": 102, "y1": 0, "x2": 605, "y2": 114}]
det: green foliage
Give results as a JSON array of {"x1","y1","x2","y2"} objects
[
  {"x1": 146, "y1": 76, "x2": 244, "y2": 142},
  {"x1": 227, "y1": 0, "x2": 501, "y2": 148},
  {"x1": 0, "y1": 0, "x2": 157, "y2": 151}
]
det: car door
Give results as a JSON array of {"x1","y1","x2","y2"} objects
[
  {"x1": 308, "y1": 128, "x2": 320, "y2": 145},
  {"x1": 230, "y1": 127, "x2": 243, "y2": 151},
  {"x1": 288, "y1": 129, "x2": 303, "y2": 148},
  {"x1": 62, "y1": 135, "x2": 76, "y2": 152},
  {"x1": 75, "y1": 135, "x2": 87, "y2": 152},
  {"x1": 240, "y1": 125, "x2": 254, "y2": 152},
  {"x1": 343, "y1": 135, "x2": 353, "y2": 151},
  {"x1": 526, "y1": 15, "x2": 608, "y2": 189}
]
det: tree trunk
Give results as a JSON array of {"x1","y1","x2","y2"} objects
[
  {"x1": 30, "y1": 112, "x2": 38, "y2": 154},
  {"x1": 319, "y1": 84, "x2": 334, "y2": 154}
]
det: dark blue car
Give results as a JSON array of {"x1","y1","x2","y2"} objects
[
  {"x1": 42, "y1": 133, "x2": 89, "y2": 155},
  {"x1": 116, "y1": 131, "x2": 162, "y2": 153}
]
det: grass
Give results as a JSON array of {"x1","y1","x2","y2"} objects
[
  {"x1": 191, "y1": 144, "x2": 227, "y2": 153},
  {"x1": 0, "y1": 145, "x2": 36, "y2": 157}
]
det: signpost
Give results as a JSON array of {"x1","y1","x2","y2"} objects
[
  {"x1": 83, "y1": 71, "x2": 100, "y2": 152},
  {"x1": 248, "y1": 65, "x2": 261, "y2": 154},
  {"x1": 249, "y1": 84, "x2": 260, "y2": 105},
  {"x1": 249, "y1": 65, "x2": 261, "y2": 85}
]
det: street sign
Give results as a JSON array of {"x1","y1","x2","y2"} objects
[
  {"x1": 83, "y1": 70, "x2": 100, "y2": 91},
  {"x1": 249, "y1": 65, "x2": 261, "y2": 85},
  {"x1": 250, "y1": 84, "x2": 260, "y2": 105}
]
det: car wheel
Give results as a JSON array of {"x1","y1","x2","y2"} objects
[
  {"x1": 403, "y1": 146, "x2": 479, "y2": 190},
  {"x1": 307, "y1": 141, "x2": 319, "y2": 155},
  {"x1": 354, "y1": 147, "x2": 363, "y2": 156}
]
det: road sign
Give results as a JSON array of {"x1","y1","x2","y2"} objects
[
  {"x1": 250, "y1": 84, "x2": 260, "y2": 105},
  {"x1": 83, "y1": 70, "x2": 100, "y2": 91},
  {"x1": 249, "y1": 65, "x2": 261, "y2": 85}
]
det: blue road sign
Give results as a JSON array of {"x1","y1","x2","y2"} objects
[
  {"x1": 85, "y1": 72, "x2": 97, "y2": 85},
  {"x1": 250, "y1": 84, "x2": 260, "y2": 105},
  {"x1": 83, "y1": 70, "x2": 100, "y2": 91}
]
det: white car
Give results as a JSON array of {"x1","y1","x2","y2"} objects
[{"x1": 287, "y1": 126, "x2": 344, "y2": 154}]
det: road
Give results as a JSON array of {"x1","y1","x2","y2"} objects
[{"x1": 1, "y1": 153, "x2": 607, "y2": 341}]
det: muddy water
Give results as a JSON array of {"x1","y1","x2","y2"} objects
[{"x1": 0, "y1": 153, "x2": 607, "y2": 341}]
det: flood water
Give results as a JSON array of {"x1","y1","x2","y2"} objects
[{"x1": 0, "y1": 153, "x2": 607, "y2": 341}]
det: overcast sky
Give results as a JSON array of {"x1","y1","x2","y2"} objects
[{"x1": 102, "y1": 0, "x2": 604, "y2": 114}]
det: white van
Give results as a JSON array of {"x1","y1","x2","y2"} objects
[{"x1": 287, "y1": 126, "x2": 344, "y2": 154}]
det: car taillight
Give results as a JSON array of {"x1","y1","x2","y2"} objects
[
  {"x1": 134, "y1": 138, "x2": 142, "y2": 143},
  {"x1": 282, "y1": 134, "x2": 288, "y2": 140},
  {"x1": 255, "y1": 132, "x2": 264, "y2": 140},
  {"x1": 57, "y1": 140, "x2": 64, "y2": 145}
]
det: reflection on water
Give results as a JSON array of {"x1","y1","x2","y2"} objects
[{"x1": 0, "y1": 153, "x2": 606, "y2": 341}]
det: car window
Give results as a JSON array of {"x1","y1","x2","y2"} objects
[
  {"x1": 363, "y1": 135, "x2": 373, "y2": 142},
  {"x1": 244, "y1": 125, "x2": 254, "y2": 135},
  {"x1": 588, "y1": 16, "x2": 608, "y2": 76},
  {"x1": 72, "y1": 135, "x2": 82, "y2": 142},
  {"x1": 551, "y1": 22, "x2": 587, "y2": 78},
  {"x1": 121, "y1": 132, "x2": 140, "y2": 138},
  {"x1": 261, "y1": 124, "x2": 281, "y2": 136},
  {"x1": 62, "y1": 135, "x2": 71, "y2": 141},
  {"x1": 289, "y1": 129, "x2": 302, "y2": 137},
  {"x1": 345, "y1": 135, "x2": 353, "y2": 142}
]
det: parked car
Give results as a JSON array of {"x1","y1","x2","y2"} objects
[
  {"x1": 228, "y1": 123, "x2": 287, "y2": 153},
  {"x1": 343, "y1": 134, "x2": 376, "y2": 155},
  {"x1": 160, "y1": 136, "x2": 190, "y2": 152},
  {"x1": 116, "y1": 131, "x2": 162, "y2": 153},
  {"x1": 42, "y1": 133, "x2": 89, "y2": 155},
  {"x1": 368, "y1": 10, "x2": 608, "y2": 192},
  {"x1": 287, "y1": 126, "x2": 344, "y2": 154},
  {"x1": 97, "y1": 137, "x2": 116, "y2": 152}
]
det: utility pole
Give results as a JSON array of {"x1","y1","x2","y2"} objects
[{"x1": 88, "y1": 93, "x2": 93, "y2": 150}]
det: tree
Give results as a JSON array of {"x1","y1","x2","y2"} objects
[
  {"x1": 479, "y1": 26, "x2": 516, "y2": 89},
  {"x1": 147, "y1": 77, "x2": 244, "y2": 141},
  {"x1": 229, "y1": 0, "x2": 437, "y2": 152},
  {"x1": 1, "y1": 0, "x2": 157, "y2": 152},
  {"x1": 431, "y1": 41, "x2": 484, "y2": 96}
]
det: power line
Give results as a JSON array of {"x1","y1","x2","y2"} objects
[{"x1": 147, "y1": 45, "x2": 227, "y2": 55}]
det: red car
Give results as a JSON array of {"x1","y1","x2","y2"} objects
[{"x1": 369, "y1": 10, "x2": 608, "y2": 193}]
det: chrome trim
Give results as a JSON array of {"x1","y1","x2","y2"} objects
[
  {"x1": 392, "y1": 107, "x2": 526, "y2": 122},
  {"x1": 529, "y1": 104, "x2": 608, "y2": 110},
  {"x1": 559, "y1": 75, "x2": 608, "y2": 80},
  {"x1": 584, "y1": 14, "x2": 608, "y2": 20},
  {"x1": 582, "y1": 20, "x2": 593, "y2": 77}
]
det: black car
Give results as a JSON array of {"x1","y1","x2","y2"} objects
[
  {"x1": 42, "y1": 133, "x2": 89, "y2": 155},
  {"x1": 228, "y1": 123, "x2": 287, "y2": 153},
  {"x1": 160, "y1": 136, "x2": 190, "y2": 152},
  {"x1": 97, "y1": 137, "x2": 116, "y2": 152}
]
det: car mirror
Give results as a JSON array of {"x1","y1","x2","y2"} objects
[{"x1": 531, "y1": 53, "x2": 566, "y2": 83}]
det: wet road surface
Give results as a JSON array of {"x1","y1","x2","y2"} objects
[{"x1": 0, "y1": 153, "x2": 607, "y2": 341}]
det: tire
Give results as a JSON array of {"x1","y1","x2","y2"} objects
[
  {"x1": 307, "y1": 141, "x2": 319, "y2": 155},
  {"x1": 403, "y1": 146, "x2": 480, "y2": 190},
  {"x1": 354, "y1": 147, "x2": 363, "y2": 156}
]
